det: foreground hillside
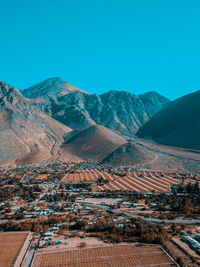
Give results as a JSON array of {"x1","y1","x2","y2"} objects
[
  {"x1": 102, "y1": 142, "x2": 154, "y2": 165},
  {"x1": 137, "y1": 90, "x2": 200, "y2": 150},
  {"x1": 99, "y1": 137, "x2": 200, "y2": 173},
  {"x1": 62, "y1": 125, "x2": 126, "y2": 161},
  {"x1": 22, "y1": 77, "x2": 170, "y2": 136}
]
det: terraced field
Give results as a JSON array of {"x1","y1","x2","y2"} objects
[
  {"x1": 32, "y1": 244, "x2": 177, "y2": 267},
  {"x1": 0, "y1": 232, "x2": 30, "y2": 267},
  {"x1": 62, "y1": 170, "x2": 198, "y2": 193}
]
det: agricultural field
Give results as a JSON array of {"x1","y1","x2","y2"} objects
[
  {"x1": 62, "y1": 171, "x2": 103, "y2": 182},
  {"x1": 0, "y1": 232, "x2": 30, "y2": 267},
  {"x1": 62, "y1": 170, "x2": 199, "y2": 193},
  {"x1": 32, "y1": 244, "x2": 177, "y2": 267}
]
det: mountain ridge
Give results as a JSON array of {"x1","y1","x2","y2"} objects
[
  {"x1": 22, "y1": 78, "x2": 171, "y2": 136},
  {"x1": 22, "y1": 77, "x2": 88, "y2": 98}
]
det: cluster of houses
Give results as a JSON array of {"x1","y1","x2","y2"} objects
[{"x1": 40, "y1": 226, "x2": 68, "y2": 247}]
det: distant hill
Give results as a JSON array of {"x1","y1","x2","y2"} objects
[
  {"x1": 62, "y1": 124, "x2": 126, "y2": 161},
  {"x1": 0, "y1": 81, "x2": 72, "y2": 166},
  {"x1": 22, "y1": 78, "x2": 170, "y2": 136},
  {"x1": 137, "y1": 90, "x2": 200, "y2": 150}
]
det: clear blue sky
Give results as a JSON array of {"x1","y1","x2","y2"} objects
[{"x1": 0, "y1": 0, "x2": 200, "y2": 99}]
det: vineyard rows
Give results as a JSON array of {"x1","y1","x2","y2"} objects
[
  {"x1": 62, "y1": 170, "x2": 198, "y2": 193},
  {"x1": 33, "y1": 244, "x2": 177, "y2": 267},
  {"x1": 0, "y1": 232, "x2": 29, "y2": 267}
]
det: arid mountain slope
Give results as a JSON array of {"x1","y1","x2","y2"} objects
[
  {"x1": 0, "y1": 81, "x2": 72, "y2": 166},
  {"x1": 137, "y1": 90, "x2": 200, "y2": 150},
  {"x1": 62, "y1": 125, "x2": 127, "y2": 161},
  {"x1": 22, "y1": 78, "x2": 170, "y2": 136}
]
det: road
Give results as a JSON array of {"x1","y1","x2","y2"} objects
[
  {"x1": 78, "y1": 201, "x2": 200, "y2": 224},
  {"x1": 23, "y1": 247, "x2": 35, "y2": 267},
  {"x1": 35, "y1": 186, "x2": 49, "y2": 204}
]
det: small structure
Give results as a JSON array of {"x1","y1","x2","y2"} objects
[
  {"x1": 122, "y1": 202, "x2": 131, "y2": 207},
  {"x1": 50, "y1": 227, "x2": 59, "y2": 231},
  {"x1": 44, "y1": 232, "x2": 53, "y2": 237},
  {"x1": 150, "y1": 203, "x2": 157, "y2": 208}
]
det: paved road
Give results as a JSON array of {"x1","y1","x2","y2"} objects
[
  {"x1": 35, "y1": 186, "x2": 48, "y2": 204},
  {"x1": 23, "y1": 248, "x2": 35, "y2": 267},
  {"x1": 79, "y1": 201, "x2": 200, "y2": 224}
]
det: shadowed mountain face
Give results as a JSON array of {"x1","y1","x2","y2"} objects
[
  {"x1": 0, "y1": 81, "x2": 72, "y2": 165},
  {"x1": 138, "y1": 92, "x2": 171, "y2": 118},
  {"x1": 22, "y1": 78, "x2": 170, "y2": 136},
  {"x1": 137, "y1": 90, "x2": 200, "y2": 150}
]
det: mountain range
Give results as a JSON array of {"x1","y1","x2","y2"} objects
[
  {"x1": 22, "y1": 78, "x2": 170, "y2": 136},
  {"x1": 0, "y1": 77, "x2": 199, "y2": 170}
]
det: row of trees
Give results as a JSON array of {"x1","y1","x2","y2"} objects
[{"x1": 88, "y1": 217, "x2": 168, "y2": 245}]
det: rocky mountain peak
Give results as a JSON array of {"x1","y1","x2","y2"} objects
[
  {"x1": 0, "y1": 81, "x2": 26, "y2": 110},
  {"x1": 22, "y1": 77, "x2": 87, "y2": 99}
]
